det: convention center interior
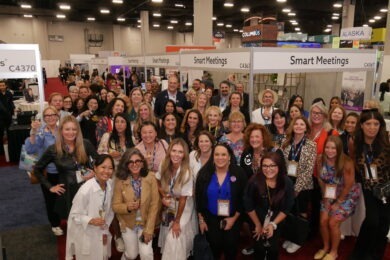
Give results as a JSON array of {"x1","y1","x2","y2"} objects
[{"x1": 0, "y1": 0, "x2": 390, "y2": 259}]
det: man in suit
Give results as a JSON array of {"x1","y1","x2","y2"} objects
[
  {"x1": 235, "y1": 82, "x2": 249, "y2": 109},
  {"x1": 154, "y1": 74, "x2": 188, "y2": 117},
  {"x1": 210, "y1": 80, "x2": 230, "y2": 112}
]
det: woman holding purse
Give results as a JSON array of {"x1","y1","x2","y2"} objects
[{"x1": 112, "y1": 148, "x2": 160, "y2": 260}]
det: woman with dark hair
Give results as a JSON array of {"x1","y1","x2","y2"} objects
[
  {"x1": 135, "y1": 121, "x2": 168, "y2": 173},
  {"x1": 288, "y1": 105, "x2": 303, "y2": 122},
  {"x1": 329, "y1": 105, "x2": 346, "y2": 135},
  {"x1": 281, "y1": 116, "x2": 317, "y2": 253},
  {"x1": 112, "y1": 148, "x2": 160, "y2": 260},
  {"x1": 222, "y1": 91, "x2": 250, "y2": 127},
  {"x1": 95, "y1": 97, "x2": 127, "y2": 144},
  {"x1": 350, "y1": 109, "x2": 390, "y2": 260},
  {"x1": 315, "y1": 136, "x2": 360, "y2": 260},
  {"x1": 244, "y1": 152, "x2": 294, "y2": 260},
  {"x1": 240, "y1": 123, "x2": 280, "y2": 179},
  {"x1": 180, "y1": 109, "x2": 204, "y2": 151},
  {"x1": 189, "y1": 131, "x2": 215, "y2": 181},
  {"x1": 288, "y1": 95, "x2": 309, "y2": 118},
  {"x1": 98, "y1": 113, "x2": 134, "y2": 166},
  {"x1": 98, "y1": 87, "x2": 109, "y2": 111},
  {"x1": 73, "y1": 97, "x2": 85, "y2": 117},
  {"x1": 158, "y1": 113, "x2": 183, "y2": 145},
  {"x1": 63, "y1": 95, "x2": 74, "y2": 113},
  {"x1": 106, "y1": 90, "x2": 117, "y2": 105},
  {"x1": 329, "y1": 96, "x2": 342, "y2": 110},
  {"x1": 79, "y1": 96, "x2": 103, "y2": 148},
  {"x1": 267, "y1": 110, "x2": 288, "y2": 149},
  {"x1": 66, "y1": 154, "x2": 115, "y2": 260},
  {"x1": 127, "y1": 87, "x2": 144, "y2": 122},
  {"x1": 340, "y1": 112, "x2": 359, "y2": 156},
  {"x1": 156, "y1": 138, "x2": 195, "y2": 259},
  {"x1": 195, "y1": 143, "x2": 247, "y2": 260}
]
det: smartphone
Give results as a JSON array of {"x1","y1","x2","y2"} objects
[{"x1": 220, "y1": 219, "x2": 227, "y2": 229}]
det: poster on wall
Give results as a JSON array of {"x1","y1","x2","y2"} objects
[{"x1": 341, "y1": 71, "x2": 366, "y2": 111}]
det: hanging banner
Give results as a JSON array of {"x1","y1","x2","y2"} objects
[
  {"x1": 145, "y1": 54, "x2": 179, "y2": 67},
  {"x1": 340, "y1": 26, "x2": 372, "y2": 41},
  {"x1": 341, "y1": 71, "x2": 366, "y2": 111},
  {"x1": 124, "y1": 56, "x2": 145, "y2": 66}
]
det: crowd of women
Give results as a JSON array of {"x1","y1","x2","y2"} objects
[{"x1": 26, "y1": 73, "x2": 389, "y2": 260}]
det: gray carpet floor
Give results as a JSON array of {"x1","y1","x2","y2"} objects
[{"x1": 0, "y1": 166, "x2": 58, "y2": 259}]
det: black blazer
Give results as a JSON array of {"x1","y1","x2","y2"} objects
[
  {"x1": 243, "y1": 92, "x2": 249, "y2": 109},
  {"x1": 154, "y1": 90, "x2": 189, "y2": 117},
  {"x1": 195, "y1": 165, "x2": 248, "y2": 218}
]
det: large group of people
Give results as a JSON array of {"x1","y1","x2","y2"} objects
[{"x1": 4, "y1": 69, "x2": 387, "y2": 260}]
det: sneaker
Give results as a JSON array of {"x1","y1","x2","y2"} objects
[
  {"x1": 51, "y1": 227, "x2": 64, "y2": 236},
  {"x1": 115, "y1": 237, "x2": 125, "y2": 253},
  {"x1": 241, "y1": 247, "x2": 254, "y2": 255},
  {"x1": 286, "y1": 242, "x2": 301, "y2": 253},
  {"x1": 282, "y1": 240, "x2": 291, "y2": 249}
]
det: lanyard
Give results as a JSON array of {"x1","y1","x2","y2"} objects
[
  {"x1": 96, "y1": 178, "x2": 107, "y2": 210},
  {"x1": 208, "y1": 125, "x2": 220, "y2": 138},
  {"x1": 290, "y1": 137, "x2": 305, "y2": 161},
  {"x1": 169, "y1": 170, "x2": 178, "y2": 195},
  {"x1": 261, "y1": 107, "x2": 273, "y2": 124},
  {"x1": 364, "y1": 144, "x2": 374, "y2": 164}
]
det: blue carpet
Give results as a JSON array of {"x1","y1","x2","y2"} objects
[{"x1": 0, "y1": 166, "x2": 49, "y2": 232}]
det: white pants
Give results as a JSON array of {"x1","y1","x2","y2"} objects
[{"x1": 121, "y1": 227, "x2": 153, "y2": 260}]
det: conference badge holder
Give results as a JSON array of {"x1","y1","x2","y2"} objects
[
  {"x1": 324, "y1": 184, "x2": 337, "y2": 199},
  {"x1": 364, "y1": 163, "x2": 378, "y2": 181},
  {"x1": 287, "y1": 161, "x2": 298, "y2": 177},
  {"x1": 217, "y1": 199, "x2": 230, "y2": 217}
]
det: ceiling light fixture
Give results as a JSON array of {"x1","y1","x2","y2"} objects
[
  {"x1": 239, "y1": 29, "x2": 243, "y2": 33},
  {"x1": 297, "y1": 32, "x2": 302, "y2": 35},
  {"x1": 332, "y1": 13, "x2": 340, "y2": 16},
  {"x1": 241, "y1": 7, "x2": 250, "y2": 13},
  {"x1": 324, "y1": 28, "x2": 331, "y2": 32},
  {"x1": 276, "y1": 0, "x2": 287, "y2": 2},
  {"x1": 369, "y1": 19, "x2": 375, "y2": 23},
  {"x1": 175, "y1": 3, "x2": 184, "y2": 8},
  {"x1": 333, "y1": 3, "x2": 342, "y2": 8},
  {"x1": 291, "y1": 22, "x2": 298, "y2": 25},
  {"x1": 117, "y1": 17, "x2": 125, "y2": 22},
  {"x1": 374, "y1": 16, "x2": 382, "y2": 20},
  {"x1": 23, "y1": 14, "x2": 33, "y2": 18},
  {"x1": 137, "y1": 25, "x2": 141, "y2": 28},
  {"x1": 217, "y1": 22, "x2": 224, "y2": 26},
  {"x1": 282, "y1": 8, "x2": 291, "y2": 13},
  {"x1": 100, "y1": 9, "x2": 110, "y2": 14},
  {"x1": 224, "y1": 2, "x2": 234, "y2": 7},
  {"x1": 380, "y1": 8, "x2": 388, "y2": 13},
  {"x1": 167, "y1": 25, "x2": 174, "y2": 29},
  {"x1": 87, "y1": 17, "x2": 95, "y2": 21},
  {"x1": 185, "y1": 22, "x2": 192, "y2": 26},
  {"x1": 170, "y1": 20, "x2": 178, "y2": 24},
  {"x1": 152, "y1": 0, "x2": 163, "y2": 3},
  {"x1": 295, "y1": 27, "x2": 300, "y2": 31},
  {"x1": 56, "y1": 14, "x2": 66, "y2": 19},
  {"x1": 21, "y1": 4, "x2": 32, "y2": 9},
  {"x1": 327, "y1": 24, "x2": 332, "y2": 27},
  {"x1": 362, "y1": 24, "x2": 368, "y2": 27},
  {"x1": 59, "y1": 4, "x2": 71, "y2": 10},
  {"x1": 289, "y1": 20, "x2": 296, "y2": 23},
  {"x1": 226, "y1": 24, "x2": 232, "y2": 28},
  {"x1": 137, "y1": 19, "x2": 141, "y2": 23},
  {"x1": 153, "y1": 13, "x2": 161, "y2": 17},
  {"x1": 331, "y1": 16, "x2": 339, "y2": 20},
  {"x1": 153, "y1": 23, "x2": 160, "y2": 27},
  {"x1": 112, "y1": 0, "x2": 123, "y2": 3},
  {"x1": 287, "y1": 12, "x2": 296, "y2": 16},
  {"x1": 212, "y1": 16, "x2": 217, "y2": 20},
  {"x1": 233, "y1": 29, "x2": 239, "y2": 32}
]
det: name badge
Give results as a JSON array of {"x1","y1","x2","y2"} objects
[
  {"x1": 324, "y1": 184, "x2": 337, "y2": 199},
  {"x1": 287, "y1": 161, "x2": 298, "y2": 177},
  {"x1": 217, "y1": 199, "x2": 230, "y2": 216},
  {"x1": 364, "y1": 163, "x2": 378, "y2": 180},
  {"x1": 76, "y1": 170, "x2": 83, "y2": 183},
  {"x1": 263, "y1": 209, "x2": 273, "y2": 227},
  {"x1": 99, "y1": 209, "x2": 106, "y2": 219}
]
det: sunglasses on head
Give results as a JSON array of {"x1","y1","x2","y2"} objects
[{"x1": 361, "y1": 108, "x2": 379, "y2": 113}]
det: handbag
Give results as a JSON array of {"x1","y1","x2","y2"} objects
[
  {"x1": 28, "y1": 170, "x2": 47, "y2": 184},
  {"x1": 193, "y1": 234, "x2": 214, "y2": 260},
  {"x1": 19, "y1": 145, "x2": 38, "y2": 172},
  {"x1": 282, "y1": 201, "x2": 310, "y2": 245},
  {"x1": 372, "y1": 182, "x2": 390, "y2": 204}
]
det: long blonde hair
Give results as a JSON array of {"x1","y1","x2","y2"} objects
[
  {"x1": 160, "y1": 138, "x2": 191, "y2": 194},
  {"x1": 133, "y1": 102, "x2": 158, "y2": 139},
  {"x1": 55, "y1": 115, "x2": 88, "y2": 164}
]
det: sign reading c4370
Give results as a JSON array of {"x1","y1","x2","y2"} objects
[{"x1": 8, "y1": 64, "x2": 36, "y2": 72}]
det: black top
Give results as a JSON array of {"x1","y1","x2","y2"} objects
[
  {"x1": 222, "y1": 106, "x2": 250, "y2": 126},
  {"x1": 0, "y1": 90, "x2": 15, "y2": 127},
  {"x1": 244, "y1": 175, "x2": 294, "y2": 223},
  {"x1": 154, "y1": 90, "x2": 189, "y2": 117}
]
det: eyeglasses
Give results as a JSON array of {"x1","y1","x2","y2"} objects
[
  {"x1": 63, "y1": 100, "x2": 72, "y2": 103},
  {"x1": 262, "y1": 164, "x2": 278, "y2": 169},
  {"x1": 44, "y1": 114, "x2": 58, "y2": 118},
  {"x1": 311, "y1": 111, "x2": 323, "y2": 116},
  {"x1": 128, "y1": 159, "x2": 143, "y2": 165},
  {"x1": 231, "y1": 120, "x2": 243, "y2": 124}
]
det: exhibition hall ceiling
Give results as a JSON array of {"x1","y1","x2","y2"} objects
[{"x1": 0, "y1": 0, "x2": 387, "y2": 35}]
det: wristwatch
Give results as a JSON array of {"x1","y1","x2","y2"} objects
[{"x1": 270, "y1": 222, "x2": 277, "y2": 230}]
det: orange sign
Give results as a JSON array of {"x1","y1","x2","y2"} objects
[{"x1": 165, "y1": 45, "x2": 216, "y2": 53}]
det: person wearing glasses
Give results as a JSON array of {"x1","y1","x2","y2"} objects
[
  {"x1": 112, "y1": 148, "x2": 160, "y2": 260},
  {"x1": 195, "y1": 143, "x2": 247, "y2": 260},
  {"x1": 66, "y1": 154, "x2": 115, "y2": 260},
  {"x1": 350, "y1": 109, "x2": 390, "y2": 260},
  {"x1": 244, "y1": 152, "x2": 294, "y2": 260},
  {"x1": 24, "y1": 106, "x2": 62, "y2": 236}
]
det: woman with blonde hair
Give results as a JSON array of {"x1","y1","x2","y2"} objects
[
  {"x1": 33, "y1": 115, "x2": 98, "y2": 218},
  {"x1": 133, "y1": 102, "x2": 159, "y2": 143},
  {"x1": 127, "y1": 87, "x2": 144, "y2": 122},
  {"x1": 156, "y1": 138, "x2": 195, "y2": 260},
  {"x1": 186, "y1": 88, "x2": 197, "y2": 108},
  {"x1": 193, "y1": 92, "x2": 210, "y2": 119},
  {"x1": 204, "y1": 106, "x2": 226, "y2": 140}
]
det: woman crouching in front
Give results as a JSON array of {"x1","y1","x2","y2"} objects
[
  {"x1": 244, "y1": 152, "x2": 294, "y2": 260},
  {"x1": 195, "y1": 143, "x2": 248, "y2": 260},
  {"x1": 66, "y1": 154, "x2": 115, "y2": 260},
  {"x1": 112, "y1": 148, "x2": 160, "y2": 260}
]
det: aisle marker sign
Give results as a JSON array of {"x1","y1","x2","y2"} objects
[
  {"x1": 0, "y1": 49, "x2": 37, "y2": 78},
  {"x1": 180, "y1": 51, "x2": 250, "y2": 71},
  {"x1": 145, "y1": 54, "x2": 179, "y2": 67},
  {"x1": 125, "y1": 56, "x2": 145, "y2": 66}
]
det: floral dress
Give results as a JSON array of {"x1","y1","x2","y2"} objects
[
  {"x1": 320, "y1": 164, "x2": 361, "y2": 221},
  {"x1": 219, "y1": 134, "x2": 244, "y2": 166}
]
